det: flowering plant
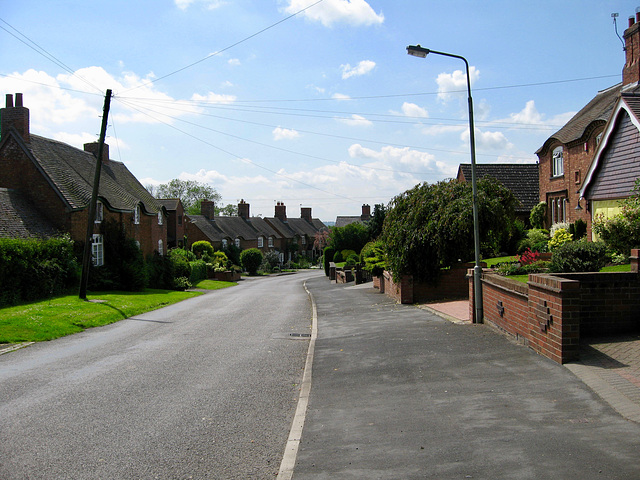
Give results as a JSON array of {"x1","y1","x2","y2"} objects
[{"x1": 517, "y1": 247, "x2": 540, "y2": 266}]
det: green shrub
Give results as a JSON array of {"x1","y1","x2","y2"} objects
[
  {"x1": 173, "y1": 276, "x2": 192, "y2": 291},
  {"x1": 549, "y1": 240, "x2": 608, "y2": 273},
  {"x1": 170, "y1": 247, "x2": 196, "y2": 262},
  {"x1": 146, "y1": 252, "x2": 174, "y2": 289},
  {"x1": 529, "y1": 202, "x2": 547, "y2": 229},
  {"x1": 345, "y1": 253, "x2": 360, "y2": 267},
  {"x1": 333, "y1": 251, "x2": 344, "y2": 263},
  {"x1": 169, "y1": 250, "x2": 191, "y2": 278},
  {"x1": 570, "y1": 219, "x2": 587, "y2": 240},
  {"x1": 240, "y1": 248, "x2": 263, "y2": 275},
  {"x1": 191, "y1": 240, "x2": 214, "y2": 259},
  {"x1": 260, "y1": 251, "x2": 280, "y2": 273},
  {"x1": 548, "y1": 228, "x2": 573, "y2": 251},
  {"x1": 360, "y1": 240, "x2": 387, "y2": 276},
  {"x1": 189, "y1": 259, "x2": 208, "y2": 284},
  {"x1": 323, "y1": 247, "x2": 335, "y2": 276},
  {"x1": 0, "y1": 235, "x2": 79, "y2": 306},
  {"x1": 341, "y1": 249, "x2": 357, "y2": 261}
]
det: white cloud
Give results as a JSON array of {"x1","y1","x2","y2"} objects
[
  {"x1": 436, "y1": 66, "x2": 480, "y2": 102},
  {"x1": 175, "y1": 0, "x2": 226, "y2": 10},
  {"x1": 461, "y1": 128, "x2": 512, "y2": 151},
  {"x1": 399, "y1": 102, "x2": 428, "y2": 118},
  {"x1": 332, "y1": 93, "x2": 351, "y2": 101},
  {"x1": 340, "y1": 60, "x2": 376, "y2": 79},
  {"x1": 337, "y1": 114, "x2": 372, "y2": 127},
  {"x1": 348, "y1": 144, "x2": 454, "y2": 176},
  {"x1": 227, "y1": 58, "x2": 241, "y2": 67},
  {"x1": 283, "y1": 0, "x2": 384, "y2": 27},
  {"x1": 421, "y1": 124, "x2": 465, "y2": 136},
  {"x1": 191, "y1": 92, "x2": 237, "y2": 104},
  {"x1": 272, "y1": 126, "x2": 300, "y2": 140}
]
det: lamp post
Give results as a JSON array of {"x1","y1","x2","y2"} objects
[{"x1": 406, "y1": 44, "x2": 483, "y2": 323}]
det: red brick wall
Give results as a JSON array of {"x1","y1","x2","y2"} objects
[
  {"x1": 481, "y1": 274, "x2": 530, "y2": 346},
  {"x1": 382, "y1": 271, "x2": 413, "y2": 304},
  {"x1": 413, "y1": 263, "x2": 474, "y2": 302}
]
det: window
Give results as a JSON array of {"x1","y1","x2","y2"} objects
[
  {"x1": 258, "y1": 236, "x2": 264, "y2": 248},
  {"x1": 95, "y1": 202, "x2": 103, "y2": 223},
  {"x1": 158, "y1": 211, "x2": 163, "y2": 225},
  {"x1": 178, "y1": 215, "x2": 183, "y2": 226},
  {"x1": 301, "y1": 235, "x2": 306, "y2": 245},
  {"x1": 575, "y1": 171, "x2": 581, "y2": 185},
  {"x1": 134, "y1": 205, "x2": 141, "y2": 225},
  {"x1": 552, "y1": 146, "x2": 564, "y2": 177},
  {"x1": 235, "y1": 238, "x2": 241, "y2": 248},
  {"x1": 158, "y1": 239, "x2": 164, "y2": 256},
  {"x1": 91, "y1": 234, "x2": 104, "y2": 266},
  {"x1": 268, "y1": 236, "x2": 274, "y2": 248},
  {"x1": 550, "y1": 196, "x2": 567, "y2": 224},
  {"x1": 222, "y1": 238, "x2": 228, "y2": 248}
]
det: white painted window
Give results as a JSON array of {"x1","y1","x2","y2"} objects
[
  {"x1": 91, "y1": 234, "x2": 104, "y2": 266},
  {"x1": 552, "y1": 146, "x2": 564, "y2": 177},
  {"x1": 235, "y1": 238, "x2": 241, "y2": 248},
  {"x1": 301, "y1": 235, "x2": 306, "y2": 245},
  {"x1": 95, "y1": 202, "x2": 103, "y2": 223},
  {"x1": 222, "y1": 238, "x2": 228, "y2": 248},
  {"x1": 134, "y1": 205, "x2": 141, "y2": 225},
  {"x1": 158, "y1": 211, "x2": 163, "y2": 225},
  {"x1": 158, "y1": 239, "x2": 164, "y2": 255},
  {"x1": 268, "y1": 236, "x2": 274, "y2": 248},
  {"x1": 258, "y1": 236, "x2": 264, "y2": 248}
]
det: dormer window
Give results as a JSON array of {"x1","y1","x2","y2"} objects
[
  {"x1": 235, "y1": 238, "x2": 241, "y2": 248},
  {"x1": 301, "y1": 235, "x2": 306, "y2": 245},
  {"x1": 158, "y1": 211, "x2": 163, "y2": 225},
  {"x1": 222, "y1": 238, "x2": 228, "y2": 248},
  {"x1": 95, "y1": 201, "x2": 103, "y2": 223},
  {"x1": 552, "y1": 146, "x2": 564, "y2": 177},
  {"x1": 268, "y1": 236, "x2": 274, "y2": 248},
  {"x1": 258, "y1": 236, "x2": 264, "y2": 248},
  {"x1": 134, "y1": 205, "x2": 141, "y2": 225}
]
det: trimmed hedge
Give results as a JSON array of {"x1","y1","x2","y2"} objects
[
  {"x1": 189, "y1": 259, "x2": 208, "y2": 284},
  {"x1": 549, "y1": 240, "x2": 608, "y2": 273},
  {"x1": 0, "y1": 235, "x2": 79, "y2": 307}
]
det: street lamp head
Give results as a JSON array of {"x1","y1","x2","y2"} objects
[{"x1": 406, "y1": 44, "x2": 430, "y2": 58}]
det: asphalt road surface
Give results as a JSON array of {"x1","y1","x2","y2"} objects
[{"x1": 0, "y1": 271, "x2": 320, "y2": 479}]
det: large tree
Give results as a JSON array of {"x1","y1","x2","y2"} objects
[
  {"x1": 154, "y1": 179, "x2": 221, "y2": 215},
  {"x1": 382, "y1": 178, "x2": 517, "y2": 282}
]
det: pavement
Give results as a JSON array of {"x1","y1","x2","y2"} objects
[{"x1": 292, "y1": 277, "x2": 640, "y2": 479}]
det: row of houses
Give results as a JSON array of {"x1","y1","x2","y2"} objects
[{"x1": 0, "y1": 94, "x2": 327, "y2": 266}]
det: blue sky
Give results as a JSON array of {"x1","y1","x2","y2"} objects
[{"x1": 1, "y1": 0, "x2": 638, "y2": 221}]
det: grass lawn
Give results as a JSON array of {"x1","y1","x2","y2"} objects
[
  {"x1": 193, "y1": 279, "x2": 238, "y2": 290},
  {"x1": 484, "y1": 255, "x2": 517, "y2": 267},
  {"x1": 0, "y1": 289, "x2": 202, "y2": 343}
]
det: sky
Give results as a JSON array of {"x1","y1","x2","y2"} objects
[{"x1": 1, "y1": 0, "x2": 639, "y2": 222}]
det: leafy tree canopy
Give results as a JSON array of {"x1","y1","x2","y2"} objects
[
  {"x1": 367, "y1": 203, "x2": 387, "y2": 240},
  {"x1": 154, "y1": 179, "x2": 221, "y2": 215},
  {"x1": 382, "y1": 178, "x2": 517, "y2": 282},
  {"x1": 328, "y1": 222, "x2": 370, "y2": 254}
]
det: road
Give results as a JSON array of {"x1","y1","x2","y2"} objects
[{"x1": 0, "y1": 271, "x2": 321, "y2": 479}]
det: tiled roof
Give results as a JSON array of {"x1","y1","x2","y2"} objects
[
  {"x1": 335, "y1": 216, "x2": 363, "y2": 228},
  {"x1": 158, "y1": 198, "x2": 180, "y2": 211},
  {"x1": 188, "y1": 215, "x2": 282, "y2": 242},
  {"x1": 265, "y1": 217, "x2": 327, "y2": 239},
  {"x1": 457, "y1": 163, "x2": 539, "y2": 212},
  {"x1": 0, "y1": 188, "x2": 59, "y2": 239},
  {"x1": 536, "y1": 84, "x2": 624, "y2": 155},
  {"x1": 25, "y1": 135, "x2": 161, "y2": 214}
]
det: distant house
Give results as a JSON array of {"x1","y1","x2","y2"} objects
[
  {"x1": 186, "y1": 200, "x2": 327, "y2": 263},
  {"x1": 335, "y1": 204, "x2": 371, "y2": 228},
  {"x1": 536, "y1": 12, "x2": 640, "y2": 230},
  {"x1": 158, "y1": 198, "x2": 185, "y2": 249},
  {"x1": 456, "y1": 164, "x2": 539, "y2": 225},
  {"x1": 579, "y1": 93, "x2": 640, "y2": 239},
  {"x1": 0, "y1": 93, "x2": 167, "y2": 262}
]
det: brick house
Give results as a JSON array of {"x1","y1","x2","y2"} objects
[
  {"x1": 335, "y1": 204, "x2": 371, "y2": 228},
  {"x1": 456, "y1": 164, "x2": 539, "y2": 225},
  {"x1": 536, "y1": 12, "x2": 640, "y2": 230},
  {"x1": 158, "y1": 198, "x2": 185, "y2": 249},
  {"x1": 186, "y1": 199, "x2": 285, "y2": 257},
  {"x1": 0, "y1": 187, "x2": 59, "y2": 239},
  {"x1": 578, "y1": 93, "x2": 640, "y2": 239},
  {"x1": 264, "y1": 202, "x2": 328, "y2": 261},
  {"x1": 0, "y1": 93, "x2": 167, "y2": 263}
]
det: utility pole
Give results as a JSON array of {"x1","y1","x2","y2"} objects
[{"x1": 79, "y1": 89, "x2": 112, "y2": 300}]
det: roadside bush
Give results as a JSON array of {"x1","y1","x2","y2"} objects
[
  {"x1": 189, "y1": 259, "x2": 208, "y2": 284},
  {"x1": 345, "y1": 253, "x2": 360, "y2": 267},
  {"x1": 0, "y1": 235, "x2": 79, "y2": 306},
  {"x1": 323, "y1": 247, "x2": 335, "y2": 276},
  {"x1": 173, "y1": 276, "x2": 192, "y2": 291},
  {"x1": 170, "y1": 247, "x2": 196, "y2": 262},
  {"x1": 240, "y1": 248, "x2": 263, "y2": 275},
  {"x1": 191, "y1": 240, "x2": 214, "y2": 259},
  {"x1": 260, "y1": 251, "x2": 280, "y2": 273},
  {"x1": 341, "y1": 249, "x2": 357, "y2": 262},
  {"x1": 360, "y1": 240, "x2": 386, "y2": 276},
  {"x1": 146, "y1": 252, "x2": 174, "y2": 289},
  {"x1": 548, "y1": 228, "x2": 573, "y2": 251},
  {"x1": 548, "y1": 240, "x2": 608, "y2": 273},
  {"x1": 569, "y1": 219, "x2": 587, "y2": 240},
  {"x1": 169, "y1": 249, "x2": 192, "y2": 278},
  {"x1": 333, "y1": 251, "x2": 344, "y2": 263},
  {"x1": 222, "y1": 244, "x2": 241, "y2": 267},
  {"x1": 529, "y1": 202, "x2": 547, "y2": 229}
]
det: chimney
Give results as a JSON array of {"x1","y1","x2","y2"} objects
[
  {"x1": 238, "y1": 199, "x2": 250, "y2": 220},
  {"x1": 623, "y1": 11, "x2": 640, "y2": 85},
  {"x1": 275, "y1": 201, "x2": 287, "y2": 221},
  {"x1": 201, "y1": 199, "x2": 216, "y2": 220},
  {"x1": 1, "y1": 93, "x2": 30, "y2": 143},
  {"x1": 361, "y1": 204, "x2": 371, "y2": 221},
  {"x1": 301, "y1": 207, "x2": 312, "y2": 223},
  {"x1": 84, "y1": 142, "x2": 110, "y2": 165}
]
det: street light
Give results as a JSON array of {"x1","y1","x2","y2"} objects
[{"x1": 406, "y1": 44, "x2": 484, "y2": 323}]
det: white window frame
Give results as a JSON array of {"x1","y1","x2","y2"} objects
[
  {"x1": 158, "y1": 211, "x2": 163, "y2": 225},
  {"x1": 95, "y1": 201, "x2": 103, "y2": 223},
  {"x1": 235, "y1": 238, "x2": 241, "y2": 248},
  {"x1": 158, "y1": 239, "x2": 164, "y2": 256},
  {"x1": 268, "y1": 236, "x2": 274, "y2": 248},
  {"x1": 91, "y1": 234, "x2": 104, "y2": 267},
  {"x1": 258, "y1": 236, "x2": 264, "y2": 248},
  {"x1": 222, "y1": 238, "x2": 228, "y2": 248},
  {"x1": 134, "y1": 205, "x2": 141, "y2": 225},
  {"x1": 552, "y1": 146, "x2": 564, "y2": 177},
  {"x1": 301, "y1": 235, "x2": 306, "y2": 245}
]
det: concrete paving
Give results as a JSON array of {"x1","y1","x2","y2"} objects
[{"x1": 294, "y1": 278, "x2": 640, "y2": 479}]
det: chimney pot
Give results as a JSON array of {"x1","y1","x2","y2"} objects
[
  {"x1": 630, "y1": 16, "x2": 635, "y2": 28},
  {"x1": 636, "y1": 11, "x2": 640, "y2": 23},
  {"x1": 15, "y1": 93, "x2": 23, "y2": 107},
  {"x1": 5, "y1": 94, "x2": 13, "y2": 108}
]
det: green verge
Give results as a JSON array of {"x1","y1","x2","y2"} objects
[
  {"x1": 0, "y1": 289, "x2": 202, "y2": 343},
  {"x1": 192, "y1": 279, "x2": 238, "y2": 290}
]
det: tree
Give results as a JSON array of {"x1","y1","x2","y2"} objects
[
  {"x1": 328, "y1": 222, "x2": 370, "y2": 254},
  {"x1": 155, "y1": 179, "x2": 221, "y2": 215},
  {"x1": 382, "y1": 178, "x2": 517, "y2": 282},
  {"x1": 240, "y1": 248, "x2": 263, "y2": 275},
  {"x1": 218, "y1": 203, "x2": 238, "y2": 216},
  {"x1": 367, "y1": 203, "x2": 386, "y2": 240}
]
